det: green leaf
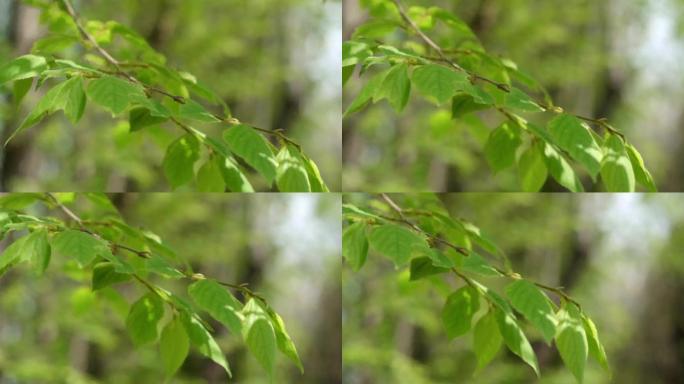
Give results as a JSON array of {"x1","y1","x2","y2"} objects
[
  {"x1": 242, "y1": 299, "x2": 277, "y2": 377},
  {"x1": 518, "y1": 142, "x2": 548, "y2": 192},
  {"x1": 344, "y1": 71, "x2": 385, "y2": 117},
  {"x1": 0, "y1": 235, "x2": 30, "y2": 276},
  {"x1": 223, "y1": 125, "x2": 278, "y2": 184},
  {"x1": 484, "y1": 122, "x2": 522, "y2": 172},
  {"x1": 87, "y1": 75, "x2": 146, "y2": 116},
  {"x1": 129, "y1": 107, "x2": 168, "y2": 132},
  {"x1": 442, "y1": 286, "x2": 480, "y2": 339},
  {"x1": 143, "y1": 254, "x2": 184, "y2": 279},
  {"x1": 51, "y1": 229, "x2": 110, "y2": 268},
  {"x1": 92, "y1": 262, "x2": 132, "y2": 291},
  {"x1": 409, "y1": 256, "x2": 449, "y2": 281},
  {"x1": 505, "y1": 279, "x2": 556, "y2": 343},
  {"x1": 176, "y1": 99, "x2": 220, "y2": 123},
  {"x1": 451, "y1": 93, "x2": 489, "y2": 118},
  {"x1": 126, "y1": 292, "x2": 164, "y2": 346},
  {"x1": 217, "y1": 156, "x2": 255, "y2": 192},
  {"x1": 163, "y1": 134, "x2": 201, "y2": 189},
  {"x1": 582, "y1": 314, "x2": 610, "y2": 375},
  {"x1": 13, "y1": 77, "x2": 34, "y2": 105},
  {"x1": 181, "y1": 311, "x2": 231, "y2": 377},
  {"x1": 458, "y1": 251, "x2": 502, "y2": 277},
  {"x1": 160, "y1": 317, "x2": 190, "y2": 377},
  {"x1": 495, "y1": 306, "x2": 540, "y2": 376},
  {"x1": 411, "y1": 64, "x2": 468, "y2": 105},
  {"x1": 0, "y1": 193, "x2": 44, "y2": 210},
  {"x1": 62, "y1": 76, "x2": 86, "y2": 124},
  {"x1": 504, "y1": 88, "x2": 544, "y2": 112},
  {"x1": 0, "y1": 55, "x2": 47, "y2": 85},
  {"x1": 301, "y1": 155, "x2": 329, "y2": 192},
  {"x1": 23, "y1": 229, "x2": 51, "y2": 275},
  {"x1": 352, "y1": 19, "x2": 400, "y2": 39},
  {"x1": 342, "y1": 222, "x2": 369, "y2": 271},
  {"x1": 626, "y1": 143, "x2": 655, "y2": 192},
  {"x1": 266, "y1": 308, "x2": 304, "y2": 373},
  {"x1": 376, "y1": 63, "x2": 411, "y2": 112},
  {"x1": 600, "y1": 134, "x2": 635, "y2": 192},
  {"x1": 548, "y1": 114, "x2": 603, "y2": 179},
  {"x1": 473, "y1": 310, "x2": 502, "y2": 372},
  {"x1": 188, "y1": 279, "x2": 243, "y2": 335},
  {"x1": 368, "y1": 224, "x2": 428, "y2": 267},
  {"x1": 276, "y1": 145, "x2": 311, "y2": 192},
  {"x1": 543, "y1": 143, "x2": 584, "y2": 192},
  {"x1": 556, "y1": 303, "x2": 588, "y2": 383},
  {"x1": 196, "y1": 158, "x2": 226, "y2": 192}
]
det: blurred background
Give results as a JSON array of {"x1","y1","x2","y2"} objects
[
  {"x1": 0, "y1": 0, "x2": 342, "y2": 191},
  {"x1": 343, "y1": 193, "x2": 684, "y2": 383},
  {"x1": 343, "y1": 0, "x2": 684, "y2": 191},
  {"x1": 0, "y1": 193, "x2": 341, "y2": 383}
]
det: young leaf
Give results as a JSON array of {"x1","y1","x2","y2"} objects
[
  {"x1": 376, "y1": 63, "x2": 411, "y2": 112},
  {"x1": 548, "y1": 114, "x2": 603, "y2": 179},
  {"x1": 51, "y1": 229, "x2": 110, "y2": 268},
  {"x1": 196, "y1": 158, "x2": 226, "y2": 192},
  {"x1": 473, "y1": 310, "x2": 502, "y2": 372},
  {"x1": 411, "y1": 64, "x2": 468, "y2": 105},
  {"x1": 129, "y1": 107, "x2": 168, "y2": 132},
  {"x1": 188, "y1": 279, "x2": 243, "y2": 335},
  {"x1": 505, "y1": 279, "x2": 556, "y2": 344},
  {"x1": 555, "y1": 303, "x2": 588, "y2": 383},
  {"x1": 495, "y1": 307, "x2": 540, "y2": 376},
  {"x1": 625, "y1": 144, "x2": 656, "y2": 192},
  {"x1": 181, "y1": 311, "x2": 231, "y2": 377},
  {"x1": 160, "y1": 317, "x2": 190, "y2": 377},
  {"x1": 342, "y1": 222, "x2": 369, "y2": 271},
  {"x1": 175, "y1": 99, "x2": 220, "y2": 123},
  {"x1": 62, "y1": 76, "x2": 87, "y2": 124},
  {"x1": 451, "y1": 93, "x2": 489, "y2": 118},
  {"x1": 0, "y1": 235, "x2": 31, "y2": 276},
  {"x1": 266, "y1": 308, "x2": 304, "y2": 373},
  {"x1": 543, "y1": 143, "x2": 584, "y2": 192},
  {"x1": 126, "y1": 292, "x2": 164, "y2": 346},
  {"x1": 87, "y1": 75, "x2": 147, "y2": 116},
  {"x1": 600, "y1": 134, "x2": 635, "y2": 192},
  {"x1": 275, "y1": 145, "x2": 311, "y2": 192},
  {"x1": 504, "y1": 88, "x2": 544, "y2": 112},
  {"x1": 223, "y1": 125, "x2": 278, "y2": 184},
  {"x1": 484, "y1": 123, "x2": 522, "y2": 172},
  {"x1": 344, "y1": 71, "x2": 385, "y2": 116},
  {"x1": 518, "y1": 142, "x2": 548, "y2": 192},
  {"x1": 92, "y1": 262, "x2": 132, "y2": 291},
  {"x1": 368, "y1": 224, "x2": 428, "y2": 267},
  {"x1": 0, "y1": 54, "x2": 47, "y2": 85},
  {"x1": 441, "y1": 286, "x2": 480, "y2": 339},
  {"x1": 217, "y1": 156, "x2": 255, "y2": 192},
  {"x1": 23, "y1": 229, "x2": 51, "y2": 275},
  {"x1": 163, "y1": 134, "x2": 200, "y2": 189},
  {"x1": 242, "y1": 299, "x2": 277, "y2": 377},
  {"x1": 409, "y1": 256, "x2": 449, "y2": 281},
  {"x1": 582, "y1": 314, "x2": 610, "y2": 374}
]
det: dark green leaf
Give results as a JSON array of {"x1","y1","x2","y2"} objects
[
  {"x1": 129, "y1": 107, "x2": 168, "y2": 132},
  {"x1": 451, "y1": 93, "x2": 489, "y2": 118},
  {"x1": 409, "y1": 256, "x2": 449, "y2": 281}
]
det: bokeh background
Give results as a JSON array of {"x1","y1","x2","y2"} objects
[
  {"x1": 343, "y1": 193, "x2": 684, "y2": 383},
  {"x1": 0, "y1": 193, "x2": 341, "y2": 383},
  {"x1": 343, "y1": 0, "x2": 684, "y2": 191},
  {"x1": 0, "y1": 0, "x2": 342, "y2": 191}
]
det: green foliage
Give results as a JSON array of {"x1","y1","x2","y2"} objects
[
  {"x1": 343, "y1": 194, "x2": 609, "y2": 382},
  {"x1": 0, "y1": 193, "x2": 302, "y2": 380},
  {"x1": 1, "y1": 0, "x2": 327, "y2": 192},
  {"x1": 343, "y1": 0, "x2": 655, "y2": 191}
]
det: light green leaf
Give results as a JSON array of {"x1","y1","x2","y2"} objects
[
  {"x1": 441, "y1": 286, "x2": 480, "y2": 339},
  {"x1": 160, "y1": 317, "x2": 190, "y2": 377},
  {"x1": 196, "y1": 158, "x2": 226, "y2": 192},
  {"x1": 87, "y1": 75, "x2": 146, "y2": 115},
  {"x1": 188, "y1": 279, "x2": 243, "y2": 335},
  {"x1": 376, "y1": 63, "x2": 411, "y2": 112},
  {"x1": 92, "y1": 262, "x2": 132, "y2": 291},
  {"x1": 548, "y1": 114, "x2": 603, "y2": 179},
  {"x1": 342, "y1": 222, "x2": 368, "y2": 272},
  {"x1": 23, "y1": 229, "x2": 51, "y2": 275},
  {"x1": 582, "y1": 314, "x2": 610, "y2": 375},
  {"x1": 13, "y1": 77, "x2": 33, "y2": 105},
  {"x1": 543, "y1": 143, "x2": 584, "y2": 192},
  {"x1": 181, "y1": 311, "x2": 231, "y2": 377},
  {"x1": 368, "y1": 224, "x2": 428, "y2": 267},
  {"x1": 276, "y1": 145, "x2": 311, "y2": 192},
  {"x1": 0, "y1": 55, "x2": 47, "y2": 85},
  {"x1": 625, "y1": 143, "x2": 656, "y2": 192},
  {"x1": 484, "y1": 122, "x2": 522, "y2": 172},
  {"x1": 505, "y1": 88, "x2": 544, "y2": 112},
  {"x1": 266, "y1": 307, "x2": 304, "y2": 373},
  {"x1": 217, "y1": 156, "x2": 255, "y2": 192},
  {"x1": 495, "y1": 307, "x2": 540, "y2": 376},
  {"x1": 518, "y1": 142, "x2": 548, "y2": 192},
  {"x1": 301, "y1": 155, "x2": 329, "y2": 192},
  {"x1": 556, "y1": 303, "x2": 588, "y2": 383},
  {"x1": 176, "y1": 99, "x2": 220, "y2": 123},
  {"x1": 352, "y1": 19, "x2": 400, "y2": 39},
  {"x1": 163, "y1": 134, "x2": 200, "y2": 189},
  {"x1": 600, "y1": 134, "x2": 635, "y2": 192},
  {"x1": 344, "y1": 71, "x2": 385, "y2": 116},
  {"x1": 126, "y1": 292, "x2": 164, "y2": 346},
  {"x1": 223, "y1": 125, "x2": 278, "y2": 184},
  {"x1": 458, "y1": 251, "x2": 502, "y2": 277},
  {"x1": 411, "y1": 64, "x2": 468, "y2": 105},
  {"x1": 63, "y1": 76, "x2": 86, "y2": 124},
  {"x1": 505, "y1": 279, "x2": 557, "y2": 343},
  {"x1": 0, "y1": 235, "x2": 30, "y2": 276},
  {"x1": 0, "y1": 193, "x2": 43, "y2": 210},
  {"x1": 242, "y1": 299, "x2": 277, "y2": 378},
  {"x1": 473, "y1": 310, "x2": 502, "y2": 372},
  {"x1": 51, "y1": 229, "x2": 110, "y2": 268},
  {"x1": 409, "y1": 256, "x2": 449, "y2": 281}
]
